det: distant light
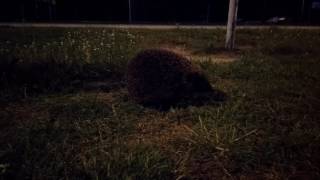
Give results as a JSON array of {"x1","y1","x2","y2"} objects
[{"x1": 279, "y1": 17, "x2": 286, "y2": 21}]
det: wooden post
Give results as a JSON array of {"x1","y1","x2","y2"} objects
[{"x1": 225, "y1": 0, "x2": 239, "y2": 50}]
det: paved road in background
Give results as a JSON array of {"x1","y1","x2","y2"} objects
[{"x1": 1, "y1": 23, "x2": 320, "y2": 29}]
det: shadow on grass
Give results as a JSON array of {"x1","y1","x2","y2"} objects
[
  {"x1": 0, "y1": 56, "x2": 125, "y2": 102},
  {"x1": 143, "y1": 88, "x2": 228, "y2": 111}
]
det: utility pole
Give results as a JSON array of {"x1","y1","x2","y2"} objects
[
  {"x1": 20, "y1": 3, "x2": 25, "y2": 22},
  {"x1": 49, "y1": 4, "x2": 53, "y2": 21},
  {"x1": 128, "y1": 0, "x2": 132, "y2": 23},
  {"x1": 263, "y1": 0, "x2": 267, "y2": 21},
  {"x1": 206, "y1": 3, "x2": 211, "y2": 24},
  {"x1": 225, "y1": 0, "x2": 239, "y2": 50},
  {"x1": 301, "y1": 0, "x2": 305, "y2": 22},
  {"x1": 34, "y1": 0, "x2": 39, "y2": 20}
]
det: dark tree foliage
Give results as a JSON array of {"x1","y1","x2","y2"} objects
[{"x1": 0, "y1": 0, "x2": 319, "y2": 23}]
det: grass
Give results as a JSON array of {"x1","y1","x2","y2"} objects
[{"x1": 1, "y1": 27, "x2": 320, "y2": 179}]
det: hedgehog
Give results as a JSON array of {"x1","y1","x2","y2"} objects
[{"x1": 126, "y1": 49, "x2": 221, "y2": 109}]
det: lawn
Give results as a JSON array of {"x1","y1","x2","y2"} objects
[{"x1": 0, "y1": 27, "x2": 320, "y2": 179}]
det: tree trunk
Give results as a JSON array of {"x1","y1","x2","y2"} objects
[{"x1": 225, "y1": 0, "x2": 239, "y2": 50}]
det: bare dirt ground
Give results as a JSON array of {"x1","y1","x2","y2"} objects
[{"x1": 160, "y1": 45, "x2": 240, "y2": 63}]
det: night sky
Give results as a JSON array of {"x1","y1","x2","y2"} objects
[{"x1": 1, "y1": 0, "x2": 319, "y2": 23}]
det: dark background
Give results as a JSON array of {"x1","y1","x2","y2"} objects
[{"x1": 1, "y1": 0, "x2": 320, "y2": 24}]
